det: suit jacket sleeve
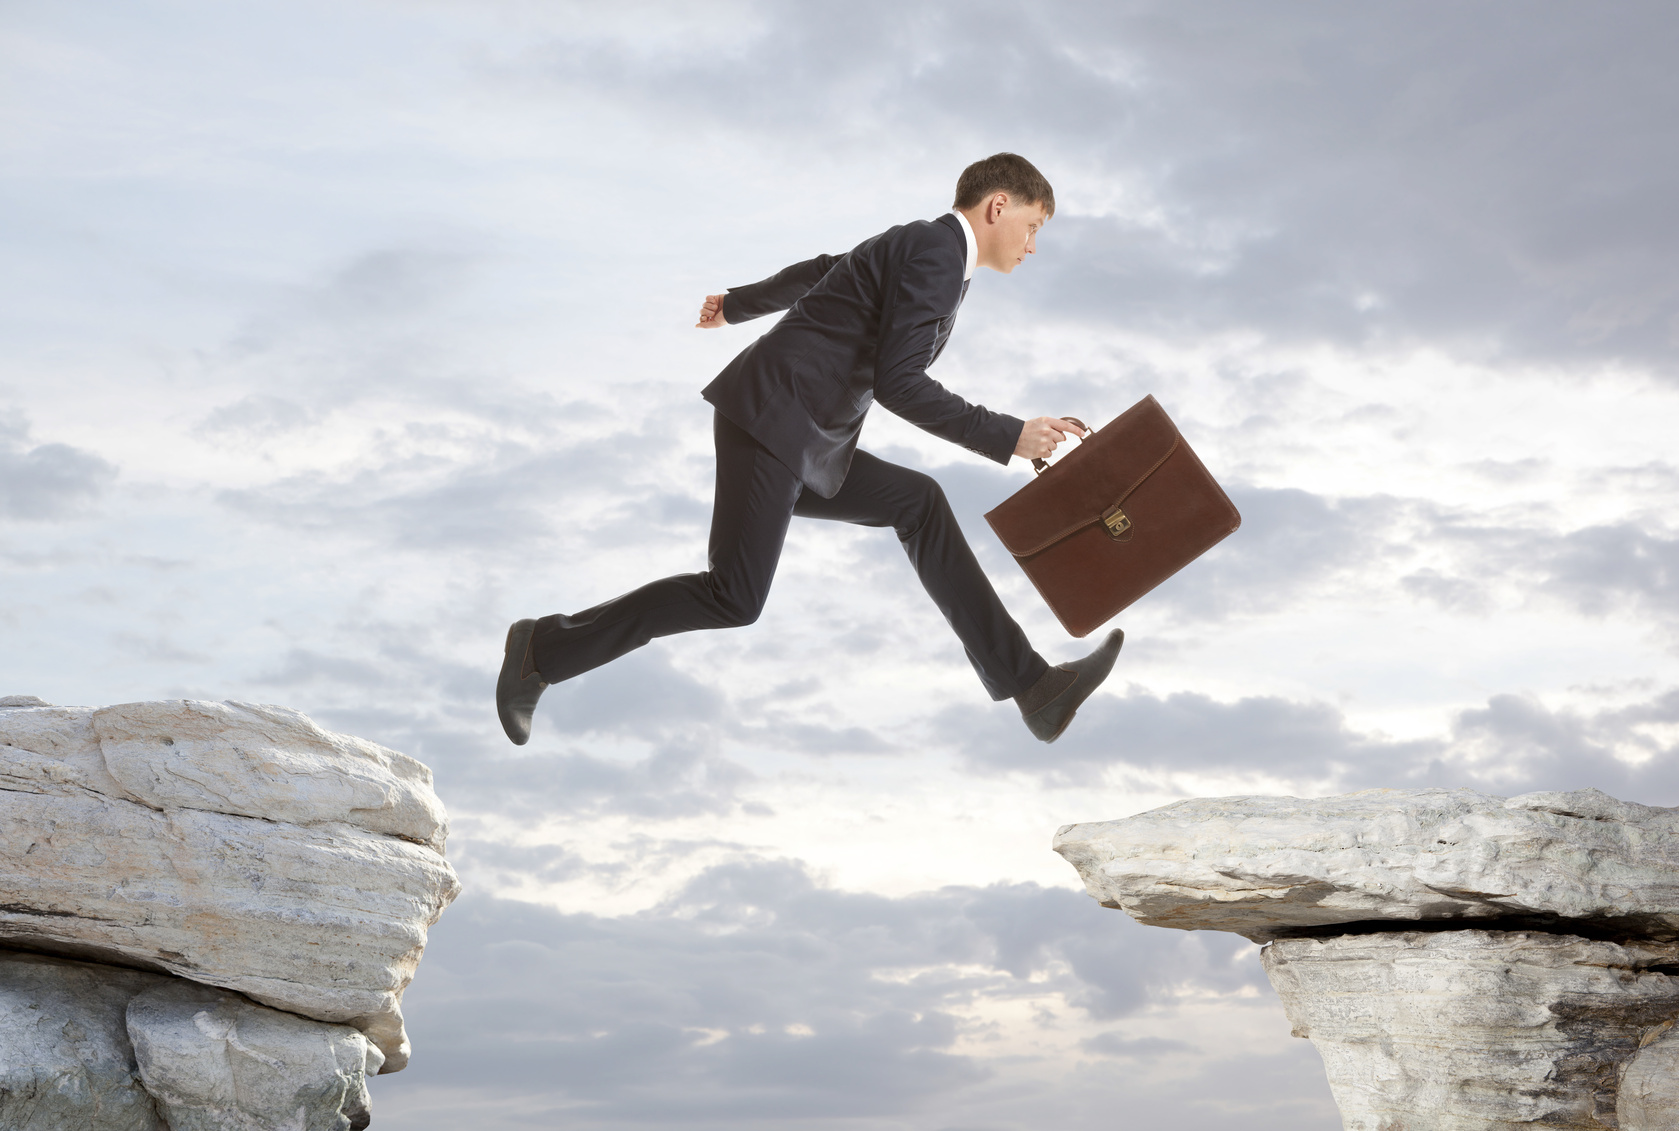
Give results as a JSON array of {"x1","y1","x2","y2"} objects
[
  {"x1": 872, "y1": 248, "x2": 1024, "y2": 466},
  {"x1": 722, "y1": 253, "x2": 842, "y2": 323}
]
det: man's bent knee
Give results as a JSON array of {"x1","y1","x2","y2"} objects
[
  {"x1": 706, "y1": 576, "x2": 768, "y2": 628},
  {"x1": 717, "y1": 601, "x2": 763, "y2": 629},
  {"x1": 896, "y1": 471, "x2": 951, "y2": 539}
]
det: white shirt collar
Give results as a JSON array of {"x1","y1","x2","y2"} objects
[{"x1": 950, "y1": 210, "x2": 978, "y2": 281}]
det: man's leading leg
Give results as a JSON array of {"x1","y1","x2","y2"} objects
[
  {"x1": 792, "y1": 450, "x2": 1044, "y2": 699},
  {"x1": 497, "y1": 411, "x2": 802, "y2": 743},
  {"x1": 791, "y1": 450, "x2": 1122, "y2": 741}
]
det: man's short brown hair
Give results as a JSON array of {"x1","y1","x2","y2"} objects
[{"x1": 953, "y1": 153, "x2": 1055, "y2": 218}]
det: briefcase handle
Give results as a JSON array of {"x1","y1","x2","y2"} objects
[{"x1": 1031, "y1": 416, "x2": 1091, "y2": 475}]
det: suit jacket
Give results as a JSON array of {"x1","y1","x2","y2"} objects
[{"x1": 701, "y1": 213, "x2": 1024, "y2": 498}]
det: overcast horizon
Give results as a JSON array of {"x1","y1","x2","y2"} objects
[{"x1": 6, "y1": 2, "x2": 1679, "y2": 1128}]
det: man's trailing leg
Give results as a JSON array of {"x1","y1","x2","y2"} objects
[{"x1": 495, "y1": 412, "x2": 801, "y2": 744}]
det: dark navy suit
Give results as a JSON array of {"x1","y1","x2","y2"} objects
[
  {"x1": 703, "y1": 214, "x2": 1024, "y2": 497},
  {"x1": 531, "y1": 214, "x2": 1049, "y2": 700}
]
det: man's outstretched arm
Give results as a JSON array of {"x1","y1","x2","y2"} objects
[{"x1": 696, "y1": 253, "x2": 842, "y2": 328}]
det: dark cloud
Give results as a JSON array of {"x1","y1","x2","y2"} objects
[
  {"x1": 873, "y1": 451, "x2": 1403, "y2": 625},
  {"x1": 740, "y1": 719, "x2": 894, "y2": 756},
  {"x1": 370, "y1": 722, "x2": 755, "y2": 821},
  {"x1": 941, "y1": 455, "x2": 1679, "y2": 630},
  {"x1": 1540, "y1": 522, "x2": 1679, "y2": 618},
  {"x1": 1396, "y1": 510, "x2": 1679, "y2": 626},
  {"x1": 107, "y1": 630, "x2": 213, "y2": 666},
  {"x1": 219, "y1": 599, "x2": 890, "y2": 820},
  {"x1": 447, "y1": 838, "x2": 601, "y2": 888},
  {"x1": 254, "y1": 647, "x2": 391, "y2": 689},
  {"x1": 1149, "y1": 487, "x2": 1398, "y2": 619},
  {"x1": 210, "y1": 392, "x2": 711, "y2": 555},
  {"x1": 470, "y1": 743, "x2": 754, "y2": 821},
  {"x1": 214, "y1": 446, "x2": 592, "y2": 551},
  {"x1": 933, "y1": 442, "x2": 1449, "y2": 628},
  {"x1": 942, "y1": 677, "x2": 1679, "y2": 806},
  {"x1": 0, "y1": 411, "x2": 117, "y2": 521},
  {"x1": 217, "y1": 249, "x2": 484, "y2": 388},
  {"x1": 285, "y1": 648, "x2": 754, "y2": 821},
  {"x1": 1081, "y1": 1032, "x2": 1196, "y2": 1059},
  {"x1": 945, "y1": 686, "x2": 1432, "y2": 788},
  {"x1": 372, "y1": 860, "x2": 1320, "y2": 1130},
  {"x1": 304, "y1": 249, "x2": 479, "y2": 323},
  {"x1": 1399, "y1": 567, "x2": 1492, "y2": 614},
  {"x1": 514, "y1": 0, "x2": 1679, "y2": 368},
  {"x1": 538, "y1": 649, "x2": 727, "y2": 736},
  {"x1": 196, "y1": 395, "x2": 319, "y2": 440},
  {"x1": 1441, "y1": 689, "x2": 1679, "y2": 803}
]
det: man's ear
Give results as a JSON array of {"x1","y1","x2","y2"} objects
[{"x1": 988, "y1": 192, "x2": 1009, "y2": 222}]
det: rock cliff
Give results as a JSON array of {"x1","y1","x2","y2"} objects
[
  {"x1": 1056, "y1": 788, "x2": 1679, "y2": 1131},
  {"x1": 0, "y1": 695, "x2": 461, "y2": 1130}
]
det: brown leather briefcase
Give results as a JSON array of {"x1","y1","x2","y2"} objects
[{"x1": 984, "y1": 395, "x2": 1241, "y2": 638}]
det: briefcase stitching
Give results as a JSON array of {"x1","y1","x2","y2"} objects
[{"x1": 1001, "y1": 437, "x2": 1182, "y2": 557}]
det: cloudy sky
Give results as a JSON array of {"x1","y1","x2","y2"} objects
[{"x1": 6, "y1": 1, "x2": 1679, "y2": 1127}]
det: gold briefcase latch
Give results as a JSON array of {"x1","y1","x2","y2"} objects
[{"x1": 1102, "y1": 503, "x2": 1132, "y2": 541}]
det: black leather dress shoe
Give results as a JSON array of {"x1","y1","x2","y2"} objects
[
  {"x1": 497, "y1": 619, "x2": 549, "y2": 746},
  {"x1": 1020, "y1": 629, "x2": 1124, "y2": 743}
]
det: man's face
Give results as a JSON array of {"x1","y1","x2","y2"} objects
[{"x1": 988, "y1": 198, "x2": 1049, "y2": 274}]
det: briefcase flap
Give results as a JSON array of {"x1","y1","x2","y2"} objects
[{"x1": 985, "y1": 395, "x2": 1182, "y2": 558}]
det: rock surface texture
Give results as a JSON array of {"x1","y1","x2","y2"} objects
[
  {"x1": 1056, "y1": 788, "x2": 1679, "y2": 1130},
  {"x1": 0, "y1": 696, "x2": 460, "y2": 1129},
  {"x1": 1263, "y1": 931, "x2": 1679, "y2": 1130},
  {"x1": 0, "y1": 950, "x2": 382, "y2": 1131},
  {"x1": 128, "y1": 980, "x2": 382, "y2": 1131},
  {"x1": 1054, "y1": 787, "x2": 1679, "y2": 942},
  {"x1": 0, "y1": 950, "x2": 167, "y2": 1131}
]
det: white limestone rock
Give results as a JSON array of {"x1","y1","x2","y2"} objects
[
  {"x1": 1054, "y1": 787, "x2": 1679, "y2": 941},
  {"x1": 0, "y1": 950, "x2": 168, "y2": 1131},
  {"x1": 1619, "y1": 1020, "x2": 1679, "y2": 1131},
  {"x1": 1261, "y1": 931, "x2": 1679, "y2": 1131},
  {"x1": 0, "y1": 698, "x2": 446, "y2": 849},
  {"x1": 0, "y1": 698, "x2": 461, "y2": 1071},
  {"x1": 127, "y1": 980, "x2": 382, "y2": 1131},
  {"x1": 0, "y1": 702, "x2": 139, "y2": 801},
  {"x1": 93, "y1": 699, "x2": 448, "y2": 852}
]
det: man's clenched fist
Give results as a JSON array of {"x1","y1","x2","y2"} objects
[{"x1": 696, "y1": 294, "x2": 728, "y2": 328}]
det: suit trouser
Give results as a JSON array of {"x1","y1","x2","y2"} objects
[{"x1": 531, "y1": 411, "x2": 1049, "y2": 701}]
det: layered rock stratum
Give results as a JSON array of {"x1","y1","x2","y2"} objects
[
  {"x1": 0, "y1": 694, "x2": 460, "y2": 1130},
  {"x1": 1056, "y1": 788, "x2": 1679, "y2": 1131}
]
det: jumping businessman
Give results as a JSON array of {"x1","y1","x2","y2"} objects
[{"x1": 497, "y1": 153, "x2": 1123, "y2": 746}]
